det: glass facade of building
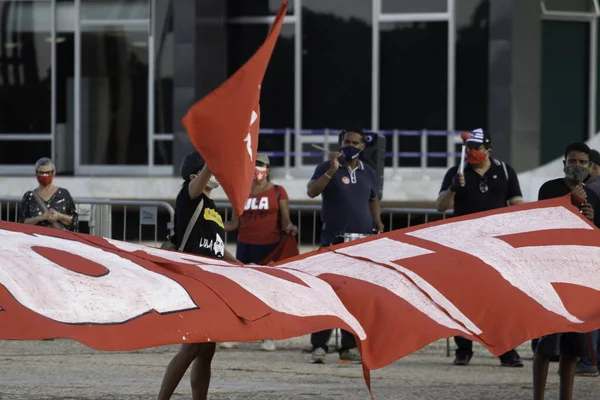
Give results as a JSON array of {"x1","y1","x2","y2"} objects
[{"x1": 0, "y1": 0, "x2": 595, "y2": 175}]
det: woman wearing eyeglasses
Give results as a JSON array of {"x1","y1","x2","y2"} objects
[{"x1": 18, "y1": 157, "x2": 79, "y2": 231}]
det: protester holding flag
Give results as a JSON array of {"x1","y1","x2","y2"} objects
[
  {"x1": 306, "y1": 127, "x2": 383, "y2": 364},
  {"x1": 220, "y1": 152, "x2": 298, "y2": 352},
  {"x1": 436, "y1": 128, "x2": 525, "y2": 367},
  {"x1": 158, "y1": 151, "x2": 240, "y2": 400},
  {"x1": 18, "y1": 157, "x2": 78, "y2": 232},
  {"x1": 533, "y1": 142, "x2": 600, "y2": 398}
]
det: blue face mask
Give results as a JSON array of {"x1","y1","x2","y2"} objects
[{"x1": 341, "y1": 145, "x2": 361, "y2": 160}]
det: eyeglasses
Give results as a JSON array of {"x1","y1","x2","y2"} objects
[
  {"x1": 479, "y1": 177, "x2": 488, "y2": 194},
  {"x1": 36, "y1": 170, "x2": 54, "y2": 176}
]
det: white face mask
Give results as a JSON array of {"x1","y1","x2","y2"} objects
[{"x1": 206, "y1": 176, "x2": 220, "y2": 190}]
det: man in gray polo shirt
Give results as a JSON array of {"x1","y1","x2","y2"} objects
[{"x1": 306, "y1": 127, "x2": 384, "y2": 364}]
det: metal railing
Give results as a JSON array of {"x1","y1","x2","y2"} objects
[
  {"x1": 257, "y1": 128, "x2": 464, "y2": 178},
  {"x1": 215, "y1": 202, "x2": 450, "y2": 250},
  {"x1": 0, "y1": 197, "x2": 175, "y2": 247}
]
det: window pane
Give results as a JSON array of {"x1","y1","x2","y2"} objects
[
  {"x1": 302, "y1": 0, "x2": 372, "y2": 129},
  {"x1": 155, "y1": 0, "x2": 173, "y2": 135},
  {"x1": 541, "y1": 21, "x2": 589, "y2": 164},
  {"x1": 81, "y1": 0, "x2": 150, "y2": 20},
  {"x1": 226, "y1": 0, "x2": 294, "y2": 17},
  {"x1": 227, "y1": 23, "x2": 294, "y2": 128},
  {"x1": 0, "y1": 1, "x2": 51, "y2": 134},
  {"x1": 380, "y1": 22, "x2": 447, "y2": 167},
  {"x1": 455, "y1": 0, "x2": 489, "y2": 131},
  {"x1": 227, "y1": 23, "x2": 294, "y2": 167},
  {"x1": 0, "y1": 140, "x2": 51, "y2": 165},
  {"x1": 382, "y1": 0, "x2": 447, "y2": 14},
  {"x1": 543, "y1": 0, "x2": 596, "y2": 13},
  {"x1": 80, "y1": 24, "x2": 149, "y2": 165},
  {"x1": 380, "y1": 22, "x2": 447, "y2": 130},
  {"x1": 154, "y1": 140, "x2": 172, "y2": 165}
]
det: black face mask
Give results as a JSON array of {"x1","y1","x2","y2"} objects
[{"x1": 341, "y1": 145, "x2": 361, "y2": 160}]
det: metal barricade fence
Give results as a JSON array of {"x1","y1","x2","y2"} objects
[
  {"x1": 1, "y1": 196, "x2": 449, "y2": 248},
  {"x1": 0, "y1": 197, "x2": 175, "y2": 247},
  {"x1": 214, "y1": 202, "x2": 450, "y2": 250}
]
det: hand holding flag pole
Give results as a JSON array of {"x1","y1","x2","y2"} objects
[{"x1": 458, "y1": 131, "x2": 469, "y2": 175}]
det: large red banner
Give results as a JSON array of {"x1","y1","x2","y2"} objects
[{"x1": 2, "y1": 195, "x2": 600, "y2": 384}]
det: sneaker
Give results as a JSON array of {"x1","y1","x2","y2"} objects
[
  {"x1": 311, "y1": 347, "x2": 327, "y2": 364},
  {"x1": 501, "y1": 358, "x2": 524, "y2": 367},
  {"x1": 260, "y1": 340, "x2": 277, "y2": 352},
  {"x1": 219, "y1": 342, "x2": 239, "y2": 349},
  {"x1": 575, "y1": 362, "x2": 599, "y2": 377},
  {"x1": 339, "y1": 347, "x2": 362, "y2": 364},
  {"x1": 453, "y1": 354, "x2": 472, "y2": 366}
]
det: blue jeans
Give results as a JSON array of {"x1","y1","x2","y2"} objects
[{"x1": 580, "y1": 329, "x2": 600, "y2": 366}]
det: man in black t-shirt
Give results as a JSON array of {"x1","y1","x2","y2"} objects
[
  {"x1": 533, "y1": 142, "x2": 598, "y2": 400},
  {"x1": 436, "y1": 129, "x2": 525, "y2": 368},
  {"x1": 158, "y1": 151, "x2": 239, "y2": 400}
]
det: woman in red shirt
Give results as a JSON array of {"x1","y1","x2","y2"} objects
[
  {"x1": 222, "y1": 153, "x2": 298, "y2": 351},
  {"x1": 225, "y1": 153, "x2": 297, "y2": 263}
]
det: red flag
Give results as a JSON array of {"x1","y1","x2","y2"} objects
[
  {"x1": 259, "y1": 234, "x2": 299, "y2": 265},
  {"x1": 181, "y1": 1, "x2": 288, "y2": 216}
]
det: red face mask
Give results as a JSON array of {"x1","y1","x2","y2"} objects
[
  {"x1": 466, "y1": 149, "x2": 487, "y2": 165},
  {"x1": 254, "y1": 166, "x2": 268, "y2": 183},
  {"x1": 36, "y1": 173, "x2": 55, "y2": 186}
]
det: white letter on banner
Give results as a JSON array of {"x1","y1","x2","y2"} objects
[
  {"x1": 408, "y1": 206, "x2": 600, "y2": 323},
  {"x1": 0, "y1": 230, "x2": 197, "y2": 324},
  {"x1": 282, "y1": 238, "x2": 482, "y2": 336},
  {"x1": 107, "y1": 239, "x2": 366, "y2": 339}
]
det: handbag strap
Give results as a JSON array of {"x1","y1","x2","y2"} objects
[
  {"x1": 31, "y1": 190, "x2": 63, "y2": 230},
  {"x1": 178, "y1": 198, "x2": 204, "y2": 252}
]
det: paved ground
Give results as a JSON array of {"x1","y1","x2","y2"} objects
[{"x1": 1, "y1": 336, "x2": 599, "y2": 399}]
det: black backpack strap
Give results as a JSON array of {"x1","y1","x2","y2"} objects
[
  {"x1": 274, "y1": 184, "x2": 281, "y2": 200},
  {"x1": 274, "y1": 185, "x2": 284, "y2": 234}
]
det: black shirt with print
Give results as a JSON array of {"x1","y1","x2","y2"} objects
[
  {"x1": 175, "y1": 182, "x2": 225, "y2": 258},
  {"x1": 538, "y1": 177, "x2": 600, "y2": 228}
]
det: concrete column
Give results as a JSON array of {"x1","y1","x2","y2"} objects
[
  {"x1": 171, "y1": 0, "x2": 227, "y2": 176},
  {"x1": 488, "y1": 0, "x2": 541, "y2": 171}
]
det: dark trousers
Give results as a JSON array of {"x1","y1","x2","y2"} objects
[
  {"x1": 311, "y1": 329, "x2": 357, "y2": 353},
  {"x1": 310, "y1": 236, "x2": 357, "y2": 353},
  {"x1": 454, "y1": 336, "x2": 520, "y2": 362}
]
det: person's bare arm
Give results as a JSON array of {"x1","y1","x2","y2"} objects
[
  {"x1": 224, "y1": 213, "x2": 240, "y2": 232},
  {"x1": 508, "y1": 198, "x2": 524, "y2": 206},
  {"x1": 369, "y1": 198, "x2": 384, "y2": 233},
  {"x1": 188, "y1": 163, "x2": 212, "y2": 200},
  {"x1": 436, "y1": 174, "x2": 464, "y2": 212},
  {"x1": 48, "y1": 209, "x2": 73, "y2": 225},
  {"x1": 436, "y1": 190, "x2": 455, "y2": 213},
  {"x1": 24, "y1": 214, "x2": 47, "y2": 225},
  {"x1": 307, "y1": 152, "x2": 340, "y2": 198},
  {"x1": 278, "y1": 198, "x2": 298, "y2": 233}
]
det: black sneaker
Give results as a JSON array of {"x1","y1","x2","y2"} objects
[
  {"x1": 453, "y1": 354, "x2": 472, "y2": 366},
  {"x1": 501, "y1": 357, "x2": 524, "y2": 367}
]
